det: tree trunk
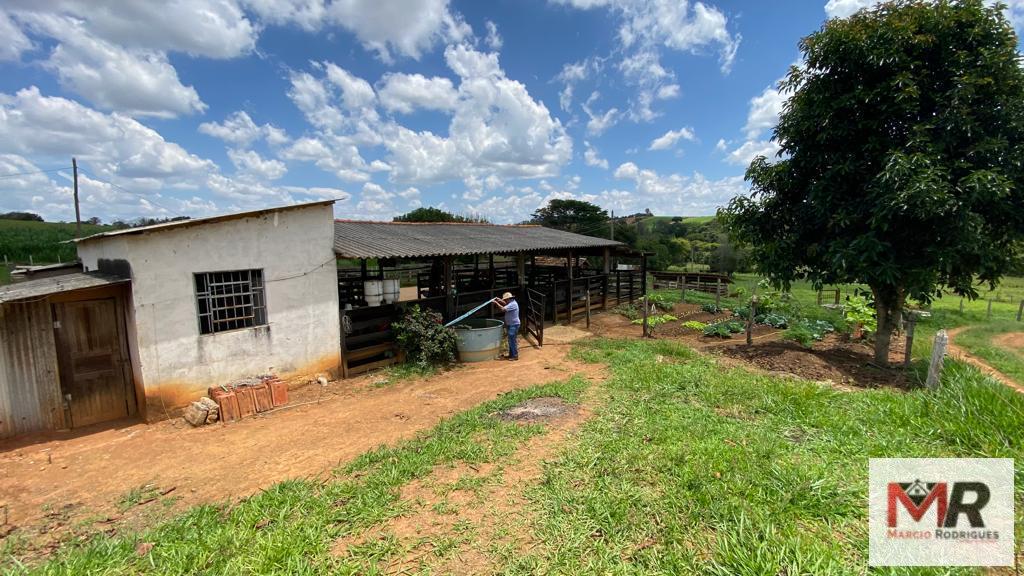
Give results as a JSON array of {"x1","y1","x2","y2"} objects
[{"x1": 871, "y1": 285, "x2": 905, "y2": 366}]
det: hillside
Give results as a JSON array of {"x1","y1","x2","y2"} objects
[{"x1": 0, "y1": 219, "x2": 112, "y2": 265}]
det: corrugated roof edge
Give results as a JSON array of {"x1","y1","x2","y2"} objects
[
  {"x1": 71, "y1": 199, "x2": 337, "y2": 244},
  {"x1": 334, "y1": 219, "x2": 540, "y2": 227}
]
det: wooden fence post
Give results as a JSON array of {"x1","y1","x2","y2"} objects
[
  {"x1": 746, "y1": 296, "x2": 757, "y2": 345},
  {"x1": 681, "y1": 273, "x2": 687, "y2": 302},
  {"x1": 904, "y1": 315, "x2": 916, "y2": 368},
  {"x1": 987, "y1": 299, "x2": 992, "y2": 320},
  {"x1": 925, "y1": 330, "x2": 948, "y2": 389},
  {"x1": 715, "y1": 278, "x2": 721, "y2": 309},
  {"x1": 642, "y1": 294, "x2": 650, "y2": 338},
  {"x1": 585, "y1": 278, "x2": 591, "y2": 329},
  {"x1": 959, "y1": 298, "x2": 964, "y2": 314},
  {"x1": 1017, "y1": 299, "x2": 1023, "y2": 322}
]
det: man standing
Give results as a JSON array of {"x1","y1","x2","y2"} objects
[{"x1": 494, "y1": 292, "x2": 520, "y2": 360}]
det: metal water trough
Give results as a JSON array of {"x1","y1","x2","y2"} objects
[{"x1": 452, "y1": 318, "x2": 504, "y2": 362}]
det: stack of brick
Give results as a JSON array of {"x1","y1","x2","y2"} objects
[{"x1": 206, "y1": 375, "x2": 289, "y2": 424}]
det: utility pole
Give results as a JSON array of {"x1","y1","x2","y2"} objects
[
  {"x1": 609, "y1": 210, "x2": 614, "y2": 240},
  {"x1": 72, "y1": 157, "x2": 81, "y2": 237}
]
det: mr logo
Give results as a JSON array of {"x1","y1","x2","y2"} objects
[
  {"x1": 869, "y1": 458, "x2": 1013, "y2": 567},
  {"x1": 887, "y1": 480, "x2": 989, "y2": 528}
]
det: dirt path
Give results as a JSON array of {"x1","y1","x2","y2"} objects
[
  {"x1": 0, "y1": 343, "x2": 605, "y2": 555},
  {"x1": 946, "y1": 326, "x2": 1024, "y2": 393}
]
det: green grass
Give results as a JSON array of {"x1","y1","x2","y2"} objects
[
  {"x1": 11, "y1": 332, "x2": 1024, "y2": 574},
  {"x1": 0, "y1": 219, "x2": 110, "y2": 266},
  {"x1": 0, "y1": 264, "x2": 10, "y2": 286},
  {"x1": 510, "y1": 338, "x2": 1024, "y2": 575}
]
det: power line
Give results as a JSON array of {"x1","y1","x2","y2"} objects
[
  {"x1": 0, "y1": 167, "x2": 66, "y2": 179},
  {"x1": 77, "y1": 170, "x2": 176, "y2": 214}
]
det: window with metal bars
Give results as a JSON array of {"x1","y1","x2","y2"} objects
[{"x1": 194, "y1": 269, "x2": 267, "y2": 335}]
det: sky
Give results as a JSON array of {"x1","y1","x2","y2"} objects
[{"x1": 0, "y1": 0, "x2": 1022, "y2": 225}]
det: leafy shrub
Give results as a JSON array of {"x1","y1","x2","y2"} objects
[
  {"x1": 681, "y1": 321, "x2": 707, "y2": 331},
  {"x1": 758, "y1": 313, "x2": 788, "y2": 328},
  {"x1": 632, "y1": 314, "x2": 678, "y2": 329},
  {"x1": 393, "y1": 305, "x2": 458, "y2": 368},
  {"x1": 701, "y1": 303, "x2": 722, "y2": 314},
  {"x1": 757, "y1": 290, "x2": 801, "y2": 318},
  {"x1": 731, "y1": 305, "x2": 751, "y2": 320},
  {"x1": 843, "y1": 295, "x2": 877, "y2": 333},
  {"x1": 612, "y1": 302, "x2": 640, "y2": 321},
  {"x1": 703, "y1": 321, "x2": 744, "y2": 338},
  {"x1": 782, "y1": 319, "x2": 835, "y2": 348},
  {"x1": 646, "y1": 292, "x2": 678, "y2": 312}
]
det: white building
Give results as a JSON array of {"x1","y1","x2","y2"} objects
[{"x1": 0, "y1": 201, "x2": 340, "y2": 434}]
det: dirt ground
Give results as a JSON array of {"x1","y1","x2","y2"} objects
[
  {"x1": 947, "y1": 328, "x2": 1024, "y2": 393},
  {"x1": 0, "y1": 343, "x2": 606, "y2": 559},
  {"x1": 332, "y1": 395, "x2": 590, "y2": 574},
  {"x1": 711, "y1": 335, "x2": 912, "y2": 389}
]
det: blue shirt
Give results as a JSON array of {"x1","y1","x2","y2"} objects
[{"x1": 504, "y1": 299, "x2": 520, "y2": 326}]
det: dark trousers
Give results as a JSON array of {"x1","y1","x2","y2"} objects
[{"x1": 507, "y1": 324, "x2": 519, "y2": 358}]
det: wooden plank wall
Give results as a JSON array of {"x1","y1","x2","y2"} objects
[{"x1": 0, "y1": 301, "x2": 65, "y2": 438}]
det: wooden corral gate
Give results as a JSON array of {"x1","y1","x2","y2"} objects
[
  {"x1": 524, "y1": 288, "x2": 545, "y2": 346},
  {"x1": 52, "y1": 298, "x2": 136, "y2": 427},
  {"x1": 651, "y1": 271, "x2": 731, "y2": 296},
  {"x1": 339, "y1": 304, "x2": 403, "y2": 378}
]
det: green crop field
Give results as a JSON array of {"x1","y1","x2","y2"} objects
[{"x1": 0, "y1": 219, "x2": 111, "y2": 272}]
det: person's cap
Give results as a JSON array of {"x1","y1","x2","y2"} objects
[{"x1": 502, "y1": 292, "x2": 513, "y2": 300}]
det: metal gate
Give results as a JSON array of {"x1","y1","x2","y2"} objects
[{"x1": 524, "y1": 288, "x2": 545, "y2": 346}]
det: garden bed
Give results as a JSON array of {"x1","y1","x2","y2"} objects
[{"x1": 711, "y1": 334, "x2": 912, "y2": 389}]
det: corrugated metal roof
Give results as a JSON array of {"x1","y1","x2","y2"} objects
[
  {"x1": 0, "y1": 272, "x2": 128, "y2": 304},
  {"x1": 73, "y1": 199, "x2": 336, "y2": 244},
  {"x1": 333, "y1": 220, "x2": 622, "y2": 259}
]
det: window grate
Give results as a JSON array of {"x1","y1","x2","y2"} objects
[{"x1": 195, "y1": 269, "x2": 267, "y2": 335}]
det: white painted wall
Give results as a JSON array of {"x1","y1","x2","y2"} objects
[{"x1": 77, "y1": 204, "x2": 340, "y2": 420}]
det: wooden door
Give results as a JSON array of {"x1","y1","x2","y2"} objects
[{"x1": 53, "y1": 298, "x2": 135, "y2": 427}]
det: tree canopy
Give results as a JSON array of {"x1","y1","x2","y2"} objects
[
  {"x1": 530, "y1": 199, "x2": 608, "y2": 235},
  {"x1": 720, "y1": 0, "x2": 1024, "y2": 363},
  {"x1": 0, "y1": 211, "x2": 43, "y2": 222},
  {"x1": 393, "y1": 207, "x2": 486, "y2": 223}
]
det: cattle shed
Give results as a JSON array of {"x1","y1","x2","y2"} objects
[{"x1": 333, "y1": 220, "x2": 647, "y2": 377}]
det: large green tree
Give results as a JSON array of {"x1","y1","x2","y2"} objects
[
  {"x1": 721, "y1": 0, "x2": 1024, "y2": 364},
  {"x1": 530, "y1": 199, "x2": 609, "y2": 235},
  {"x1": 393, "y1": 207, "x2": 486, "y2": 223}
]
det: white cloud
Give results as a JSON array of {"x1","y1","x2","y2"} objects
[
  {"x1": 228, "y1": 148, "x2": 287, "y2": 180},
  {"x1": 824, "y1": 0, "x2": 877, "y2": 18},
  {"x1": 0, "y1": 12, "x2": 32, "y2": 61},
  {"x1": 582, "y1": 92, "x2": 619, "y2": 135},
  {"x1": 16, "y1": 13, "x2": 206, "y2": 117},
  {"x1": 721, "y1": 79, "x2": 785, "y2": 166},
  {"x1": 555, "y1": 57, "x2": 600, "y2": 112},
  {"x1": 323, "y1": 62, "x2": 377, "y2": 110},
  {"x1": 383, "y1": 44, "x2": 572, "y2": 185},
  {"x1": 648, "y1": 127, "x2": 696, "y2": 151},
  {"x1": 484, "y1": 20, "x2": 503, "y2": 50},
  {"x1": 612, "y1": 161, "x2": 749, "y2": 215},
  {"x1": 378, "y1": 73, "x2": 458, "y2": 114},
  {"x1": 583, "y1": 141, "x2": 608, "y2": 169},
  {"x1": 325, "y1": 0, "x2": 470, "y2": 62},
  {"x1": 8, "y1": 1, "x2": 257, "y2": 59},
  {"x1": 240, "y1": 0, "x2": 327, "y2": 31},
  {"x1": 656, "y1": 83, "x2": 680, "y2": 100},
  {"x1": 743, "y1": 84, "x2": 785, "y2": 139},
  {"x1": 198, "y1": 111, "x2": 288, "y2": 147}
]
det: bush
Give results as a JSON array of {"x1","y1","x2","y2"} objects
[
  {"x1": 703, "y1": 320, "x2": 744, "y2": 338},
  {"x1": 393, "y1": 305, "x2": 458, "y2": 368},
  {"x1": 646, "y1": 292, "x2": 678, "y2": 312},
  {"x1": 758, "y1": 313, "x2": 788, "y2": 329},
  {"x1": 731, "y1": 305, "x2": 751, "y2": 320},
  {"x1": 843, "y1": 294, "x2": 877, "y2": 333},
  {"x1": 701, "y1": 302, "x2": 722, "y2": 314},
  {"x1": 612, "y1": 302, "x2": 640, "y2": 320},
  {"x1": 782, "y1": 319, "x2": 835, "y2": 348},
  {"x1": 681, "y1": 321, "x2": 707, "y2": 331}
]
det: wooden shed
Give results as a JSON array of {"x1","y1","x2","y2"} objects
[{"x1": 0, "y1": 272, "x2": 138, "y2": 438}]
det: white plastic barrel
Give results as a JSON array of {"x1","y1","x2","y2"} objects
[
  {"x1": 383, "y1": 279, "x2": 400, "y2": 303},
  {"x1": 364, "y1": 280, "x2": 383, "y2": 307}
]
